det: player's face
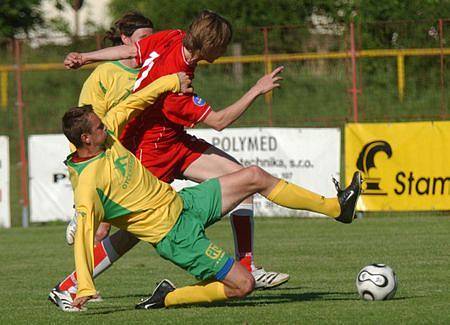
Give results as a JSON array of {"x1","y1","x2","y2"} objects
[
  {"x1": 203, "y1": 46, "x2": 227, "y2": 63},
  {"x1": 85, "y1": 113, "x2": 107, "y2": 148}
]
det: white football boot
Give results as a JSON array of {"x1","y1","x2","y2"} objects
[
  {"x1": 252, "y1": 268, "x2": 290, "y2": 290},
  {"x1": 48, "y1": 287, "x2": 86, "y2": 312}
]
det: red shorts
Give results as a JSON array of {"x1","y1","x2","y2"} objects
[{"x1": 133, "y1": 133, "x2": 211, "y2": 183}]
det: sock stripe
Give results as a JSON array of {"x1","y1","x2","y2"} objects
[
  {"x1": 93, "y1": 242, "x2": 112, "y2": 277},
  {"x1": 102, "y1": 236, "x2": 120, "y2": 263}
]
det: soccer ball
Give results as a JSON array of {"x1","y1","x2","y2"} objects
[{"x1": 356, "y1": 264, "x2": 398, "y2": 301}]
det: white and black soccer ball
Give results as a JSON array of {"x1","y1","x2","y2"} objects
[{"x1": 356, "y1": 264, "x2": 398, "y2": 301}]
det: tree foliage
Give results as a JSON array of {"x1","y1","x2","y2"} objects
[
  {"x1": 108, "y1": 0, "x2": 450, "y2": 30},
  {"x1": 0, "y1": 0, "x2": 43, "y2": 38},
  {"x1": 108, "y1": 0, "x2": 315, "y2": 30}
]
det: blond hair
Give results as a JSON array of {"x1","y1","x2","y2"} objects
[{"x1": 183, "y1": 10, "x2": 232, "y2": 59}]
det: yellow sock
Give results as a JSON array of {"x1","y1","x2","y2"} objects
[
  {"x1": 164, "y1": 280, "x2": 227, "y2": 307},
  {"x1": 267, "y1": 179, "x2": 340, "y2": 218}
]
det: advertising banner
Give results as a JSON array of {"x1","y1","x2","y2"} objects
[
  {"x1": 172, "y1": 128, "x2": 341, "y2": 216},
  {"x1": 345, "y1": 121, "x2": 450, "y2": 211},
  {"x1": 29, "y1": 135, "x2": 73, "y2": 222},
  {"x1": 29, "y1": 128, "x2": 340, "y2": 221},
  {"x1": 0, "y1": 136, "x2": 10, "y2": 228}
]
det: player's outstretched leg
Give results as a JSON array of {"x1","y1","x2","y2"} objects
[{"x1": 218, "y1": 166, "x2": 362, "y2": 224}]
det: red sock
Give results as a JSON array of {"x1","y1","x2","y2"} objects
[
  {"x1": 59, "y1": 271, "x2": 77, "y2": 291},
  {"x1": 239, "y1": 253, "x2": 253, "y2": 272},
  {"x1": 57, "y1": 241, "x2": 112, "y2": 294},
  {"x1": 230, "y1": 204, "x2": 254, "y2": 272}
]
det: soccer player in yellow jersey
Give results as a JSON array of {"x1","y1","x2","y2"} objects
[
  {"x1": 59, "y1": 70, "x2": 362, "y2": 310},
  {"x1": 51, "y1": 13, "x2": 155, "y2": 304},
  {"x1": 63, "y1": 72, "x2": 191, "y2": 309}
]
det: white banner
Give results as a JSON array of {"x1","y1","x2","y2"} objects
[
  {"x1": 172, "y1": 128, "x2": 341, "y2": 217},
  {"x1": 28, "y1": 128, "x2": 340, "y2": 221},
  {"x1": 0, "y1": 136, "x2": 10, "y2": 228},
  {"x1": 29, "y1": 135, "x2": 73, "y2": 222}
]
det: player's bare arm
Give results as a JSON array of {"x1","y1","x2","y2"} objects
[
  {"x1": 64, "y1": 44, "x2": 137, "y2": 69},
  {"x1": 203, "y1": 66, "x2": 284, "y2": 131}
]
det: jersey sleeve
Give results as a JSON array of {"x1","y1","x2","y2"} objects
[
  {"x1": 102, "y1": 74, "x2": 180, "y2": 136},
  {"x1": 163, "y1": 93, "x2": 212, "y2": 127},
  {"x1": 73, "y1": 190, "x2": 102, "y2": 298},
  {"x1": 78, "y1": 65, "x2": 109, "y2": 118}
]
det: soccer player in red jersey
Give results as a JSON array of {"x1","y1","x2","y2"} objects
[{"x1": 64, "y1": 10, "x2": 288, "y2": 290}]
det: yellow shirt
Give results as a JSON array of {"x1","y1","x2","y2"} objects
[
  {"x1": 67, "y1": 74, "x2": 183, "y2": 298},
  {"x1": 78, "y1": 61, "x2": 139, "y2": 118},
  {"x1": 70, "y1": 61, "x2": 140, "y2": 152}
]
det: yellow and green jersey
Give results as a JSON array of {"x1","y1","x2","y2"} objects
[
  {"x1": 67, "y1": 74, "x2": 183, "y2": 298},
  {"x1": 78, "y1": 61, "x2": 139, "y2": 118}
]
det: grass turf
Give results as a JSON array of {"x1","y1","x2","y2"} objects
[{"x1": 0, "y1": 215, "x2": 449, "y2": 323}]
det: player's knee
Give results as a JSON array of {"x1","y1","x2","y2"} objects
[
  {"x1": 236, "y1": 272, "x2": 255, "y2": 298},
  {"x1": 241, "y1": 273, "x2": 256, "y2": 297},
  {"x1": 245, "y1": 165, "x2": 267, "y2": 188}
]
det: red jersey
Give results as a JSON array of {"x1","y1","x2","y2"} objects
[{"x1": 120, "y1": 30, "x2": 212, "y2": 151}]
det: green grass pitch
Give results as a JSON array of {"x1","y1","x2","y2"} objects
[{"x1": 0, "y1": 215, "x2": 449, "y2": 323}]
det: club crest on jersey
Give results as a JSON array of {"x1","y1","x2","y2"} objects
[{"x1": 193, "y1": 95, "x2": 206, "y2": 107}]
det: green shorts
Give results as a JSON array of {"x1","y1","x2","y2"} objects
[{"x1": 155, "y1": 178, "x2": 234, "y2": 280}]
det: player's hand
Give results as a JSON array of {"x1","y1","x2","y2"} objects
[
  {"x1": 254, "y1": 66, "x2": 284, "y2": 95},
  {"x1": 64, "y1": 52, "x2": 84, "y2": 69},
  {"x1": 72, "y1": 295, "x2": 91, "y2": 309},
  {"x1": 177, "y1": 72, "x2": 193, "y2": 94},
  {"x1": 66, "y1": 212, "x2": 77, "y2": 245}
]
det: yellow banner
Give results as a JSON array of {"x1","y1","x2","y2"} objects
[
  {"x1": 1, "y1": 71, "x2": 7, "y2": 110},
  {"x1": 345, "y1": 121, "x2": 450, "y2": 211}
]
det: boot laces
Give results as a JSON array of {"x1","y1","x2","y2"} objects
[{"x1": 332, "y1": 177, "x2": 342, "y2": 193}]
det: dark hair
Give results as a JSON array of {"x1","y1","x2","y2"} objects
[
  {"x1": 183, "y1": 10, "x2": 232, "y2": 59},
  {"x1": 104, "y1": 11, "x2": 153, "y2": 45},
  {"x1": 62, "y1": 105, "x2": 94, "y2": 148}
]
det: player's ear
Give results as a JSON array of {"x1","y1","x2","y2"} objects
[
  {"x1": 80, "y1": 133, "x2": 90, "y2": 145},
  {"x1": 121, "y1": 34, "x2": 131, "y2": 45}
]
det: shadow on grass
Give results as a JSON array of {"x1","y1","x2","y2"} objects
[
  {"x1": 212, "y1": 291, "x2": 358, "y2": 307},
  {"x1": 83, "y1": 288, "x2": 360, "y2": 315},
  {"x1": 106, "y1": 293, "x2": 150, "y2": 299},
  {"x1": 105, "y1": 286, "x2": 305, "y2": 300},
  {"x1": 80, "y1": 306, "x2": 135, "y2": 316}
]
